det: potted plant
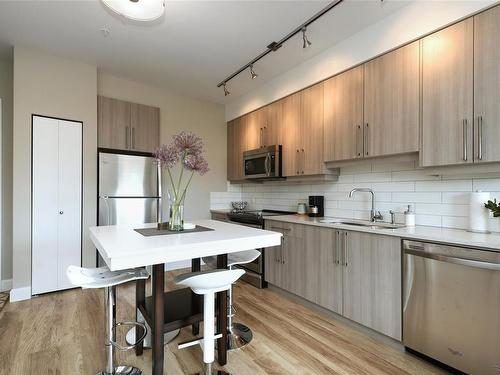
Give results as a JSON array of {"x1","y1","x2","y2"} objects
[
  {"x1": 485, "y1": 198, "x2": 500, "y2": 217},
  {"x1": 153, "y1": 131, "x2": 209, "y2": 231}
]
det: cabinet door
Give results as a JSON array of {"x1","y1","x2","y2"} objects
[
  {"x1": 263, "y1": 101, "x2": 281, "y2": 147},
  {"x1": 227, "y1": 118, "x2": 245, "y2": 181},
  {"x1": 98, "y1": 96, "x2": 131, "y2": 150},
  {"x1": 421, "y1": 19, "x2": 473, "y2": 167},
  {"x1": 281, "y1": 92, "x2": 301, "y2": 176},
  {"x1": 264, "y1": 221, "x2": 284, "y2": 287},
  {"x1": 243, "y1": 110, "x2": 262, "y2": 150},
  {"x1": 312, "y1": 227, "x2": 342, "y2": 314},
  {"x1": 130, "y1": 102, "x2": 160, "y2": 153},
  {"x1": 474, "y1": 5, "x2": 500, "y2": 163},
  {"x1": 323, "y1": 66, "x2": 364, "y2": 162},
  {"x1": 300, "y1": 83, "x2": 324, "y2": 175},
  {"x1": 364, "y1": 42, "x2": 420, "y2": 157},
  {"x1": 281, "y1": 223, "x2": 306, "y2": 296},
  {"x1": 342, "y1": 231, "x2": 402, "y2": 340}
]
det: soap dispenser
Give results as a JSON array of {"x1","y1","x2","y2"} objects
[{"x1": 404, "y1": 205, "x2": 415, "y2": 227}]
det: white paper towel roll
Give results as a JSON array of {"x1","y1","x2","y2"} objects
[{"x1": 469, "y1": 191, "x2": 490, "y2": 233}]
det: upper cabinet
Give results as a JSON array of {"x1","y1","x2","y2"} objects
[
  {"x1": 98, "y1": 96, "x2": 160, "y2": 153},
  {"x1": 281, "y1": 92, "x2": 301, "y2": 177},
  {"x1": 227, "y1": 117, "x2": 246, "y2": 181},
  {"x1": 364, "y1": 41, "x2": 420, "y2": 158},
  {"x1": 324, "y1": 66, "x2": 364, "y2": 162},
  {"x1": 300, "y1": 83, "x2": 325, "y2": 175},
  {"x1": 474, "y1": 5, "x2": 500, "y2": 163},
  {"x1": 421, "y1": 19, "x2": 474, "y2": 167}
]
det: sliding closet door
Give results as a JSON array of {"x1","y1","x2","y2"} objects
[
  {"x1": 32, "y1": 116, "x2": 82, "y2": 295},
  {"x1": 32, "y1": 116, "x2": 59, "y2": 294},
  {"x1": 57, "y1": 120, "x2": 82, "y2": 291}
]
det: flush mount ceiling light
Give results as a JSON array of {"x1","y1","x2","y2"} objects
[
  {"x1": 101, "y1": 0, "x2": 165, "y2": 22},
  {"x1": 217, "y1": 0, "x2": 343, "y2": 96}
]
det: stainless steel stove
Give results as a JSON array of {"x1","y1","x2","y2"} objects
[{"x1": 225, "y1": 209, "x2": 294, "y2": 288}]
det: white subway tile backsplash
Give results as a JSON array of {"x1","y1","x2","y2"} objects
[{"x1": 211, "y1": 159, "x2": 500, "y2": 232}]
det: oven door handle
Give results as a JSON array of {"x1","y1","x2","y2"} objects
[{"x1": 264, "y1": 153, "x2": 271, "y2": 176}]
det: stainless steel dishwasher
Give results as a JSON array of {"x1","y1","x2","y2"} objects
[{"x1": 403, "y1": 240, "x2": 500, "y2": 375}]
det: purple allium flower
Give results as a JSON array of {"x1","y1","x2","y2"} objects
[
  {"x1": 173, "y1": 131, "x2": 204, "y2": 156},
  {"x1": 153, "y1": 144, "x2": 181, "y2": 169},
  {"x1": 184, "y1": 154, "x2": 210, "y2": 175}
]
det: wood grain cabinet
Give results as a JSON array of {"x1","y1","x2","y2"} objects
[
  {"x1": 324, "y1": 66, "x2": 364, "y2": 162},
  {"x1": 474, "y1": 5, "x2": 500, "y2": 163},
  {"x1": 364, "y1": 41, "x2": 420, "y2": 158},
  {"x1": 227, "y1": 117, "x2": 246, "y2": 181},
  {"x1": 98, "y1": 96, "x2": 160, "y2": 152},
  {"x1": 281, "y1": 92, "x2": 302, "y2": 177},
  {"x1": 421, "y1": 19, "x2": 474, "y2": 167},
  {"x1": 341, "y1": 230, "x2": 402, "y2": 340}
]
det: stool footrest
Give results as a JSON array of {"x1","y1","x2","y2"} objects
[
  {"x1": 178, "y1": 333, "x2": 223, "y2": 349},
  {"x1": 110, "y1": 321, "x2": 147, "y2": 351}
]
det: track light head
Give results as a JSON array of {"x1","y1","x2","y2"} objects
[
  {"x1": 222, "y1": 82, "x2": 230, "y2": 96},
  {"x1": 250, "y1": 65, "x2": 258, "y2": 80},
  {"x1": 302, "y1": 27, "x2": 312, "y2": 48}
]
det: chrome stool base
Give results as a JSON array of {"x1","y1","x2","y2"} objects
[
  {"x1": 97, "y1": 365, "x2": 142, "y2": 375},
  {"x1": 217, "y1": 323, "x2": 253, "y2": 351}
]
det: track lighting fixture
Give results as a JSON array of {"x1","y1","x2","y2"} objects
[
  {"x1": 250, "y1": 65, "x2": 258, "y2": 80},
  {"x1": 302, "y1": 27, "x2": 312, "y2": 49},
  {"x1": 216, "y1": 0, "x2": 343, "y2": 95},
  {"x1": 222, "y1": 82, "x2": 230, "y2": 96}
]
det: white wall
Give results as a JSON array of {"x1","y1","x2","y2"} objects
[
  {"x1": 12, "y1": 47, "x2": 97, "y2": 292},
  {"x1": 211, "y1": 157, "x2": 500, "y2": 233},
  {"x1": 97, "y1": 72, "x2": 227, "y2": 221},
  {"x1": 0, "y1": 48, "x2": 13, "y2": 286},
  {"x1": 225, "y1": 0, "x2": 497, "y2": 120}
]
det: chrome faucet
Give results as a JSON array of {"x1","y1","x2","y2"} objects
[{"x1": 349, "y1": 188, "x2": 383, "y2": 222}]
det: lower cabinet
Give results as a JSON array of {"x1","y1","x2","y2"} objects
[{"x1": 264, "y1": 221, "x2": 402, "y2": 340}]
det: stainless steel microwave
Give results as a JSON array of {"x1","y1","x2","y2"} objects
[{"x1": 243, "y1": 145, "x2": 282, "y2": 179}]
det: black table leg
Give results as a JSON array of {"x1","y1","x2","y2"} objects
[
  {"x1": 191, "y1": 258, "x2": 201, "y2": 335},
  {"x1": 152, "y1": 264, "x2": 165, "y2": 375},
  {"x1": 135, "y1": 278, "x2": 146, "y2": 356},
  {"x1": 216, "y1": 254, "x2": 228, "y2": 366}
]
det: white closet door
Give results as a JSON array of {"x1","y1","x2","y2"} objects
[
  {"x1": 32, "y1": 116, "x2": 59, "y2": 295},
  {"x1": 57, "y1": 120, "x2": 82, "y2": 290}
]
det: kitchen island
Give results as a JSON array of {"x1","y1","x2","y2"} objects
[{"x1": 89, "y1": 219, "x2": 281, "y2": 375}]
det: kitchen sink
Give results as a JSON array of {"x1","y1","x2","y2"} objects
[{"x1": 319, "y1": 219, "x2": 405, "y2": 230}]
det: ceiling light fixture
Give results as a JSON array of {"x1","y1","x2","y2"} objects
[
  {"x1": 222, "y1": 82, "x2": 230, "y2": 96},
  {"x1": 216, "y1": 0, "x2": 343, "y2": 95},
  {"x1": 250, "y1": 65, "x2": 258, "y2": 80},
  {"x1": 101, "y1": 0, "x2": 166, "y2": 22},
  {"x1": 302, "y1": 27, "x2": 312, "y2": 48}
]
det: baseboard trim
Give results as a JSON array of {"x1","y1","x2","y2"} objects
[
  {"x1": 0, "y1": 279, "x2": 12, "y2": 292},
  {"x1": 9, "y1": 286, "x2": 31, "y2": 302}
]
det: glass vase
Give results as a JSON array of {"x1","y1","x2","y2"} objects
[{"x1": 168, "y1": 189, "x2": 185, "y2": 231}]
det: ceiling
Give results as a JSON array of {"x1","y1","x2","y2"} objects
[{"x1": 0, "y1": 0, "x2": 411, "y2": 104}]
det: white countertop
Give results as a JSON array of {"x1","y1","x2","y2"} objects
[
  {"x1": 265, "y1": 215, "x2": 500, "y2": 252},
  {"x1": 90, "y1": 219, "x2": 282, "y2": 271}
]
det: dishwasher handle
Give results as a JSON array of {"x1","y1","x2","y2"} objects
[{"x1": 405, "y1": 248, "x2": 500, "y2": 271}]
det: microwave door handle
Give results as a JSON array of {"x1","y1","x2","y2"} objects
[{"x1": 265, "y1": 153, "x2": 271, "y2": 176}]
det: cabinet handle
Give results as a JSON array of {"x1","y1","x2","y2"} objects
[
  {"x1": 296, "y1": 149, "x2": 300, "y2": 175},
  {"x1": 263, "y1": 126, "x2": 267, "y2": 147},
  {"x1": 335, "y1": 231, "x2": 340, "y2": 265},
  {"x1": 356, "y1": 125, "x2": 361, "y2": 157},
  {"x1": 260, "y1": 127, "x2": 263, "y2": 148},
  {"x1": 344, "y1": 232, "x2": 348, "y2": 267},
  {"x1": 125, "y1": 126, "x2": 130, "y2": 149},
  {"x1": 478, "y1": 116, "x2": 483, "y2": 161},
  {"x1": 301, "y1": 148, "x2": 305, "y2": 174},
  {"x1": 131, "y1": 127, "x2": 135, "y2": 149},
  {"x1": 364, "y1": 123, "x2": 369, "y2": 156},
  {"x1": 462, "y1": 119, "x2": 468, "y2": 161}
]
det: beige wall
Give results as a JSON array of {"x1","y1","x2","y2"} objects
[
  {"x1": 0, "y1": 49, "x2": 13, "y2": 282},
  {"x1": 13, "y1": 47, "x2": 97, "y2": 289},
  {"x1": 97, "y1": 72, "x2": 227, "y2": 221}
]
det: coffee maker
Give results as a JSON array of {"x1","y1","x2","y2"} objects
[{"x1": 308, "y1": 195, "x2": 324, "y2": 217}]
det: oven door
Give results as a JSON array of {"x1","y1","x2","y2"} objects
[{"x1": 244, "y1": 146, "x2": 278, "y2": 179}]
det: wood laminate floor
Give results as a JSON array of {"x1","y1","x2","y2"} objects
[{"x1": 0, "y1": 269, "x2": 447, "y2": 375}]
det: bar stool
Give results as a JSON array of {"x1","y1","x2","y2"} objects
[
  {"x1": 203, "y1": 249, "x2": 261, "y2": 350},
  {"x1": 67, "y1": 265, "x2": 149, "y2": 375},
  {"x1": 175, "y1": 268, "x2": 245, "y2": 375}
]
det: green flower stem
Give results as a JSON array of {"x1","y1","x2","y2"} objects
[
  {"x1": 177, "y1": 150, "x2": 187, "y2": 196},
  {"x1": 166, "y1": 168, "x2": 178, "y2": 199},
  {"x1": 179, "y1": 171, "x2": 195, "y2": 202}
]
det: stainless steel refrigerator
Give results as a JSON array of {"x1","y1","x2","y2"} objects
[{"x1": 97, "y1": 151, "x2": 159, "y2": 264}]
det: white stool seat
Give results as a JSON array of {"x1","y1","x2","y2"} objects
[
  {"x1": 174, "y1": 269, "x2": 244, "y2": 295},
  {"x1": 202, "y1": 249, "x2": 261, "y2": 268},
  {"x1": 67, "y1": 265, "x2": 149, "y2": 289}
]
